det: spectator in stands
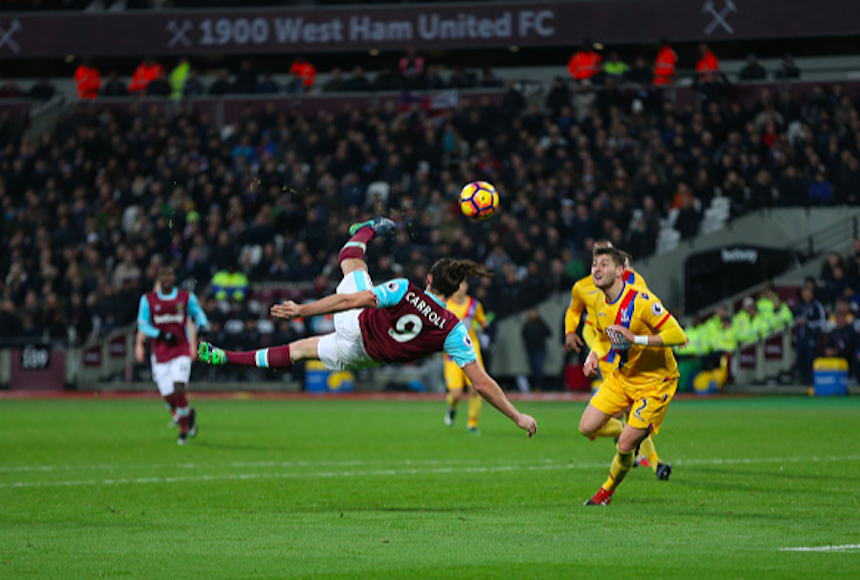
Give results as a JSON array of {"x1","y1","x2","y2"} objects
[
  {"x1": 739, "y1": 53, "x2": 767, "y2": 81},
  {"x1": 257, "y1": 74, "x2": 279, "y2": 95},
  {"x1": 145, "y1": 72, "x2": 171, "y2": 98},
  {"x1": 212, "y1": 266, "x2": 249, "y2": 303},
  {"x1": 501, "y1": 80, "x2": 526, "y2": 119},
  {"x1": 628, "y1": 55, "x2": 653, "y2": 85},
  {"x1": 129, "y1": 57, "x2": 164, "y2": 95},
  {"x1": 287, "y1": 56, "x2": 316, "y2": 94},
  {"x1": 101, "y1": 71, "x2": 127, "y2": 97},
  {"x1": 479, "y1": 67, "x2": 503, "y2": 88},
  {"x1": 673, "y1": 184, "x2": 701, "y2": 240},
  {"x1": 27, "y1": 78, "x2": 56, "y2": 101},
  {"x1": 775, "y1": 54, "x2": 801, "y2": 80},
  {"x1": 323, "y1": 68, "x2": 346, "y2": 93},
  {"x1": 625, "y1": 217, "x2": 657, "y2": 259},
  {"x1": 821, "y1": 311, "x2": 858, "y2": 378},
  {"x1": 521, "y1": 307, "x2": 551, "y2": 391},
  {"x1": 209, "y1": 70, "x2": 233, "y2": 96},
  {"x1": 653, "y1": 39, "x2": 677, "y2": 86},
  {"x1": 233, "y1": 59, "x2": 257, "y2": 95},
  {"x1": 808, "y1": 169, "x2": 834, "y2": 205},
  {"x1": 732, "y1": 297, "x2": 761, "y2": 345},
  {"x1": 169, "y1": 57, "x2": 190, "y2": 99},
  {"x1": 399, "y1": 47, "x2": 425, "y2": 89},
  {"x1": 183, "y1": 70, "x2": 205, "y2": 97},
  {"x1": 449, "y1": 67, "x2": 476, "y2": 89},
  {"x1": 603, "y1": 52, "x2": 629, "y2": 81},
  {"x1": 568, "y1": 39, "x2": 601, "y2": 82},
  {"x1": 74, "y1": 58, "x2": 101, "y2": 100},
  {"x1": 696, "y1": 43, "x2": 720, "y2": 81},
  {"x1": 795, "y1": 285, "x2": 825, "y2": 384},
  {"x1": 343, "y1": 66, "x2": 370, "y2": 92},
  {"x1": 545, "y1": 77, "x2": 571, "y2": 117}
]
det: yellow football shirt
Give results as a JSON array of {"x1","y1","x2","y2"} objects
[
  {"x1": 446, "y1": 296, "x2": 485, "y2": 362},
  {"x1": 565, "y1": 269, "x2": 649, "y2": 355},
  {"x1": 591, "y1": 282, "x2": 683, "y2": 389}
]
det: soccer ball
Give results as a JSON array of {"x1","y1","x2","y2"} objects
[{"x1": 459, "y1": 181, "x2": 499, "y2": 221}]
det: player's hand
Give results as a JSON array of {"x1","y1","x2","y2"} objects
[
  {"x1": 606, "y1": 324, "x2": 634, "y2": 342},
  {"x1": 160, "y1": 331, "x2": 178, "y2": 345},
  {"x1": 583, "y1": 351, "x2": 599, "y2": 377},
  {"x1": 271, "y1": 300, "x2": 301, "y2": 321},
  {"x1": 135, "y1": 342, "x2": 145, "y2": 364},
  {"x1": 515, "y1": 413, "x2": 538, "y2": 438},
  {"x1": 565, "y1": 332, "x2": 584, "y2": 353}
]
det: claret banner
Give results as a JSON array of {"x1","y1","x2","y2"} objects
[{"x1": 0, "y1": 0, "x2": 857, "y2": 57}]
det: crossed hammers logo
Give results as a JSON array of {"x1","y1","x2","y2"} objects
[
  {"x1": 702, "y1": 1, "x2": 737, "y2": 35},
  {"x1": 0, "y1": 19, "x2": 22, "y2": 53},
  {"x1": 167, "y1": 19, "x2": 193, "y2": 48}
]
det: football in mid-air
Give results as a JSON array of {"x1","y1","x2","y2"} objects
[{"x1": 459, "y1": 181, "x2": 499, "y2": 221}]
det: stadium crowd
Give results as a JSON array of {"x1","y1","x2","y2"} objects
[{"x1": 1, "y1": 70, "x2": 859, "y2": 362}]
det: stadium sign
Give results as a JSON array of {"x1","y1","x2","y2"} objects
[
  {"x1": 21, "y1": 346, "x2": 50, "y2": 370},
  {"x1": 1, "y1": 0, "x2": 859, "y2": 57}
]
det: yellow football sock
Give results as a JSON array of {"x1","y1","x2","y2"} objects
[
  {"x1": 446, "y1": 393, "x2": 459, "y2": 409},
  {"x1": 467, "y1": 394, "x2": 482, "y2": 427},
  {"x1": 638, "y1": 434, "x2": 660, "y2": 472},
  {"x1": 602, "y1": 447, "x2": 635, "y2": 492},
  {"x1": 591, "y1": 417, "x2": 623, "y2": 438}
]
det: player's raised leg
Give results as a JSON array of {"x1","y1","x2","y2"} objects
[{"x1": 339, "y1": 217, "x2": 397, "y2": 276}]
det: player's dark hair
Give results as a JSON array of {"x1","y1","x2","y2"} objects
[
  {"x1": 593, "y1": 247, "x2": 626, "y2": 268},
  {"x1": 429, "y1": 258, "x2": 492, "y2": 297}
]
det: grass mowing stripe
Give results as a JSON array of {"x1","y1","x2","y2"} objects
[{"x1": 3, "y1": 454, "x2": 859, "y2": 489}]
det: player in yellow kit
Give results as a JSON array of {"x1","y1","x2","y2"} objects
[
  {"x1": 564, "y1": 246, "x2": 669, "y2": 478},
  {"x1": 444, "y1": 280, "x2": 488, "y2": 434},
  {"x1": 579, "y1": 247, "x2": 687, "y2": 506}
]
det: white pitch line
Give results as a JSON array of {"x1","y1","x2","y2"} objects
[
  {"x1": 779, "y1": 544, "x2": 860, "y2": 552},
  {"x1": 1, "y1": 454, "x2": 859, "y2": 490},
  {"x1": 0, "y1": 463, "x2": 584, "y2": 489},
  {"x1": 2, "y1": 453, "x2": 857, "y2": 474},
  {"x1": 0, "y1": 457, "x2": 556, "y2": 474}
]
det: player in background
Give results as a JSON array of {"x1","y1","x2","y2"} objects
[
  {"x1": 136, "y1": 264, "x2": 209, "y2": 445},
  {"x1": 444, "y1": 280, "x2": 489, "y2": 434},
  {"x1": 579, "y1": 248, "x2": 687, "y2": 505},
  {"x1": 564, "y1": 242, "x2": 669, "y2": 479},
  {"x1": 198, "y1": 218, "x2": 537, "y2": 438}
]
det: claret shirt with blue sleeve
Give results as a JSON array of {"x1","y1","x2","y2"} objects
[{"x1": 358, "y1": 279, "x2": 478, "y2": 366}]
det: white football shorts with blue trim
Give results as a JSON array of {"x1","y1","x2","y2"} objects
[{"x1": 317, "y1": 271, "x2": 378, "y2": 371}]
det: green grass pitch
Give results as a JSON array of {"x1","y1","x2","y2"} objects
[{"x1": 1, "y1": 396, "x2": 858, "y2": 579}]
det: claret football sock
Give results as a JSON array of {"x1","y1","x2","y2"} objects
[
  {"x1": 338, "y1": 227, "x2": 376, "y2": 263},
  {"x1": 222, "y1": 345, "x2": 293, "y2": 368}
]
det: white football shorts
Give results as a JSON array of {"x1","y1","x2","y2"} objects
[
  {"x1": 150, "y1": 355, "x2": 192, "y2": 396},
  {"x1": 317, "y1": 270, "x2": 378, "y2": 371}
]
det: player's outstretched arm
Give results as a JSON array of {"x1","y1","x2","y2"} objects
[
  {"x1": 270, "y1": 291, "x2": 378, "y2": 321},
  {"x1": 463, "y1": 362, "x2": 537, "y2": 437},
  {"x1": 607, "y1": 316, "x2": 687, "y2": 347}
]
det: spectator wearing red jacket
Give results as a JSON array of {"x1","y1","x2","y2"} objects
[
  {"x1": 74, "y1": 58, "x2": 101, "y2": 100},
  {"x1": 568, "y1": 40, "x2": 601, "y2": 81},
  {"x1": 129, "y1": 57, "x2": 164, "y2": 95}
]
